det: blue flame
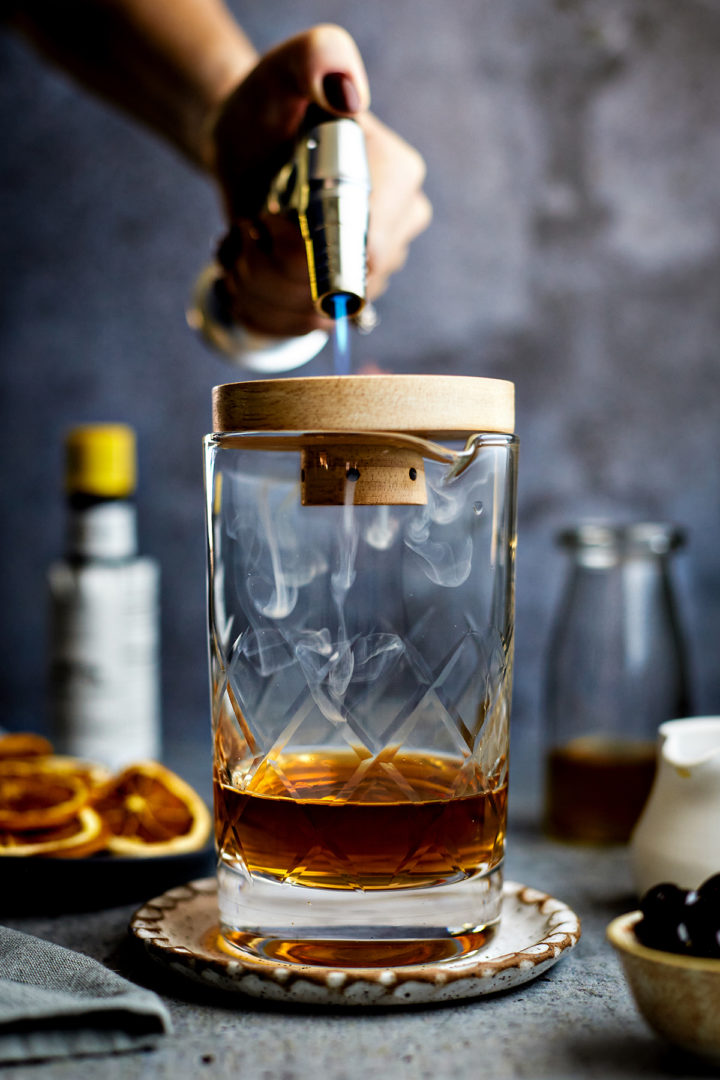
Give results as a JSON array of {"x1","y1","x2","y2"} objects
[{"x1": 331, "y1": 293, "x2": 351, "y2": 376}]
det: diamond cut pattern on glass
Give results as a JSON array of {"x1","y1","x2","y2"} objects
[{"x1": 215, "y1": 610, "x2": 511, "y2": 804}]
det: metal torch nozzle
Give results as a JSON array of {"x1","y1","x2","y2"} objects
[
  {"x1": 187, "y1": 114, "x2": 371, "y2": 370},
  {"x1": 269, "y1": 115, "x2": 371, "y2": 318}
]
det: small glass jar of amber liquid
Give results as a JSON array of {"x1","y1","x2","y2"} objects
[{"x1": 544, "y1": 523, "x2": 691, "y2": 844}]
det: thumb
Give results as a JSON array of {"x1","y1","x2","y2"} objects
[
  {"x1": 286, "y1": 24, "x2": 370, "y2": 116},
  {"x1": 214, "y1": 25, "x2": 370, "y2": 218}
]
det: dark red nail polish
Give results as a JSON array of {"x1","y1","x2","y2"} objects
[{"x1": 323, "y1": 72, "x2": 361, "y2": 114}]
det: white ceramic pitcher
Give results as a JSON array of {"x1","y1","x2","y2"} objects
[{"x1": 631, "y1": 717, "x2": 720, "y2": 895}]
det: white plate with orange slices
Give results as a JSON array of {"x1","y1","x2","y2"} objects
[{"x1": 0, "y1": 734, "x2": 214, "y2": 913}]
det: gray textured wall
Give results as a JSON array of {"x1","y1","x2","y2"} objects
[{"x1": 1, "y1": 0, "x2": 719, "y2": 785}]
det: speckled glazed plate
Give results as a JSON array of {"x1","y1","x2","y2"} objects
[{"x1": 130, "y1": 879, "x2": 581, "y2": 1007}]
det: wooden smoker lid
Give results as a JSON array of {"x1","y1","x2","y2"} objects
[{"x1": 211, "y1": 375, "x2": 515, "y2": 438}]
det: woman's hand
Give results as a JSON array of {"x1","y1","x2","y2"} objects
[{"x1": 210, "y1": 25, "x2": 432, "y2": 338}]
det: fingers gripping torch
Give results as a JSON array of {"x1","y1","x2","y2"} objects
[{"x1": 189, "y1": 111, "x2": 372, "y2": 371}]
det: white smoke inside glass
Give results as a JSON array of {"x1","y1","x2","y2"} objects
[
  {"x1": 219, "y1": 451, "x2": 499, "y2": 737},
  {"x1": 401, "y1": 468, "x2": 490, "y2": 589},
  {"x1": 364, "y1": 505, "x2": 399, "y2": 550}
]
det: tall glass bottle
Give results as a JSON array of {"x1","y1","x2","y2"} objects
[
  {"x1": 48, "y1": 424, "x2": 161, "y2": 769},
  {"x1": 544, "y1": 522, "x2": 691, "y2": 844}
]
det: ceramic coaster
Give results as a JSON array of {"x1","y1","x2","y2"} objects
[{"x1": 130, "y1": 879, "x2": 581, "y2": 1007}]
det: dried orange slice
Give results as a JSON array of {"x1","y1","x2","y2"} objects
[
  {"x1": 0, "y1": 733, "x2": 54, "y2": 759},
  {"x1": 0, "y1": 757, "x2": 110, "y2": 831},
  {"x1": 92, "y1": 761, "x2": 211, "y2": 857},
  {"x1": 0, "y1": 807, "x2": 107, "y2": 858},
  {"x1": 31, "y1": 755, "x2": 111, "y2": 791},
  {"x1": 0, "y1": 762, "x2": 89, "y2": 830}
]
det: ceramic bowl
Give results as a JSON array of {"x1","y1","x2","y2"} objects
[{"x1": 607, "y1": 911, "x2": 720, "y2": 1063}]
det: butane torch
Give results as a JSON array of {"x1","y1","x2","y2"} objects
[{"x1": 188, "y1": 110, "x2": 372, "y2": 371}]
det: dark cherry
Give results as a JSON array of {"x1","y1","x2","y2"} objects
[
  {"x1": 635, "y1": 883, "x2": 689, "y2": 953},
  {"x1": 698, "y1": 873, "x2": 720, "y2": 907},
  {"x1": 682, "y1": 888, "x2": 720, "y2": 959},
  {"x1": 634, "y1": 875, "x2": 720, "y2": 958}
]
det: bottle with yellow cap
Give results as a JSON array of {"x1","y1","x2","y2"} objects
[{"x1": 48, "y1": 424, "x2": 161, "y2": 769}]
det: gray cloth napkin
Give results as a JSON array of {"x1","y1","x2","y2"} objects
[{"x1": 0, "y1": 925, "x2": 172, "y2": 1064}]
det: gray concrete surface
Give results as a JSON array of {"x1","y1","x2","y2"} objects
[
  {"x1": 1, "y1": 0, "x2": 720, "y2": 765},
  {"x1": 1, "y1": 821, "x2": 710, "y2": 1080}
]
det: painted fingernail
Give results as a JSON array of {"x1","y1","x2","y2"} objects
[{"x1": 322, "y1": 72, "x2": 361, "y2": 113}]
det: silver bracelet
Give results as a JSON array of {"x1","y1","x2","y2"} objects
[{"x1": 187, "y1": 264, "x2": 328, "y2": 373}]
